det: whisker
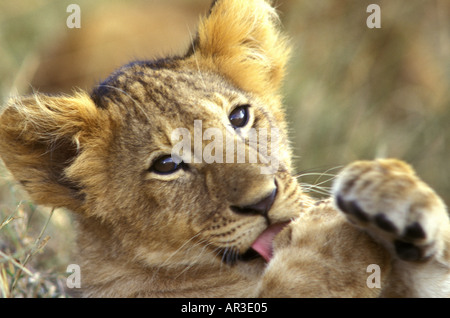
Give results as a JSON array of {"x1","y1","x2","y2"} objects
[
  {"x1": 221, "y1": 246, "x2": 229, "y2": 264},
  {"x1": 174, "y1": 239, "x2": 215, "y2": 279},
  {"x1": 150, "y1": 231, "x2": 206, "y2": 281},
  {"x1": 309, "y1": 175, "x2": 338, "y2": 189},
  {"x1": 186, "y1": 26, "x2": 207, "y2": 90},
  {"x1": 294, "y1": 165, "x2": 343, "y2": 179},
  {"x1": 295, "y1": 172, "x2": 337, "y2": 179},
  {"x1": 300, "y1": 184, "x2": 332, "y2": 197},
  {"x1": 295, "y1": 165, "x2": 343, "y2": 198},
  {"x1": 160, "y1": 231, "x2": 205, "y2": 267}
]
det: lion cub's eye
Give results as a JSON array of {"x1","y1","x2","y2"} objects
[
  {"x1": 229, "y1": 105, "x2": 250, "y2": 128},
  {"x1": 150, "y1": 155, "x2": 183, "y2": 174}
]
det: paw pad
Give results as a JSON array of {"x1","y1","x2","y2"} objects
[
  {"x1": 335, "y1": 193, "x2": 431, "y2": 262},
  {"x1": 394, "y1": 240, "x2": 422, "y2": 262},
  {"x1": 336, "y1": 195, "x2": 369, "y2": 222},
  {"x1": 374, "y1": 214, "x2": 397, "y2": 234},
  {"x1": 404, "y1": 222, "x2": 426, "y2": 240}
]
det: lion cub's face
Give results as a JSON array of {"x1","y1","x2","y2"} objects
[
  {"x1": 84, "y1": 57, "x2": 302, "y2": 265},
  {"x1": 0, "y1": 0, "x2": 305, "y2": 273}
]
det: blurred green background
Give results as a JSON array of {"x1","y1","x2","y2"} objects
[{"x1": 0, "y1": 0, "x2": 449, "y2": 297}]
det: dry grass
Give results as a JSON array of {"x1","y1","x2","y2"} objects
[
  {"x1": 0, "y1": 167, "x2": 74, "y2": 297},
  {"x1": 0, "y1": 0, "x2": 449, "y2": 297}
]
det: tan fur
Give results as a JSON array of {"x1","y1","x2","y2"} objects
[{"x1": 0, "y1": 0, "x2": 448, "y2": 297}]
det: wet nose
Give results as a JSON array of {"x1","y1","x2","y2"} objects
[{"x1": 230, "y1": 187, "x2": 277, "y2": 217}]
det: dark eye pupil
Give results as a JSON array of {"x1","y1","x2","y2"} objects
[
  {"x1": 229, "y1": 105, "x2": 250, "y2": 128},
  {"x1": 151, "y1": 155, "x2": 181, "y2": 174}
]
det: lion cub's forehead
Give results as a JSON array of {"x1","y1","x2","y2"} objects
[{"x1": 91, "y1": 59, "x2": 246, "y2": 122}]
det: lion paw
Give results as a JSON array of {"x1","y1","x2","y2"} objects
[{"x1": 332, "y1": 159, "x2": 448, "y2": 262}]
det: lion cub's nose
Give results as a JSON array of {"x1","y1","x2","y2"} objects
[{"x1": 230, "y1": 187, "x2": 277, "y2": 217}]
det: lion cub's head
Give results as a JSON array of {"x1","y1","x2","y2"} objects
[{"x1": 0, "y1": 0, "x2": 310, "y2": 296}]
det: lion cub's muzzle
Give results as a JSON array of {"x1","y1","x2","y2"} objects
[{"x1": 226, "y1": 181, "x2": 294, "y2": 263}]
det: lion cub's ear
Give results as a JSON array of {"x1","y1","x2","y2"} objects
[
  {"x1": 0, "y1": 92, "x2": 106, "y2": 211},
  {"x1": 190, "y1": 0, "x2": 291, "y2": 95}
]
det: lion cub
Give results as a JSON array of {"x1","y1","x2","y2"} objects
[{"x1": 0, "y1": 0, "x2": 448, "y2": 297}]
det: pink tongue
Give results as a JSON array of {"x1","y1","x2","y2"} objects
[{"x1": 251, "y1": 223, "x2": 289, "y2": 262}]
